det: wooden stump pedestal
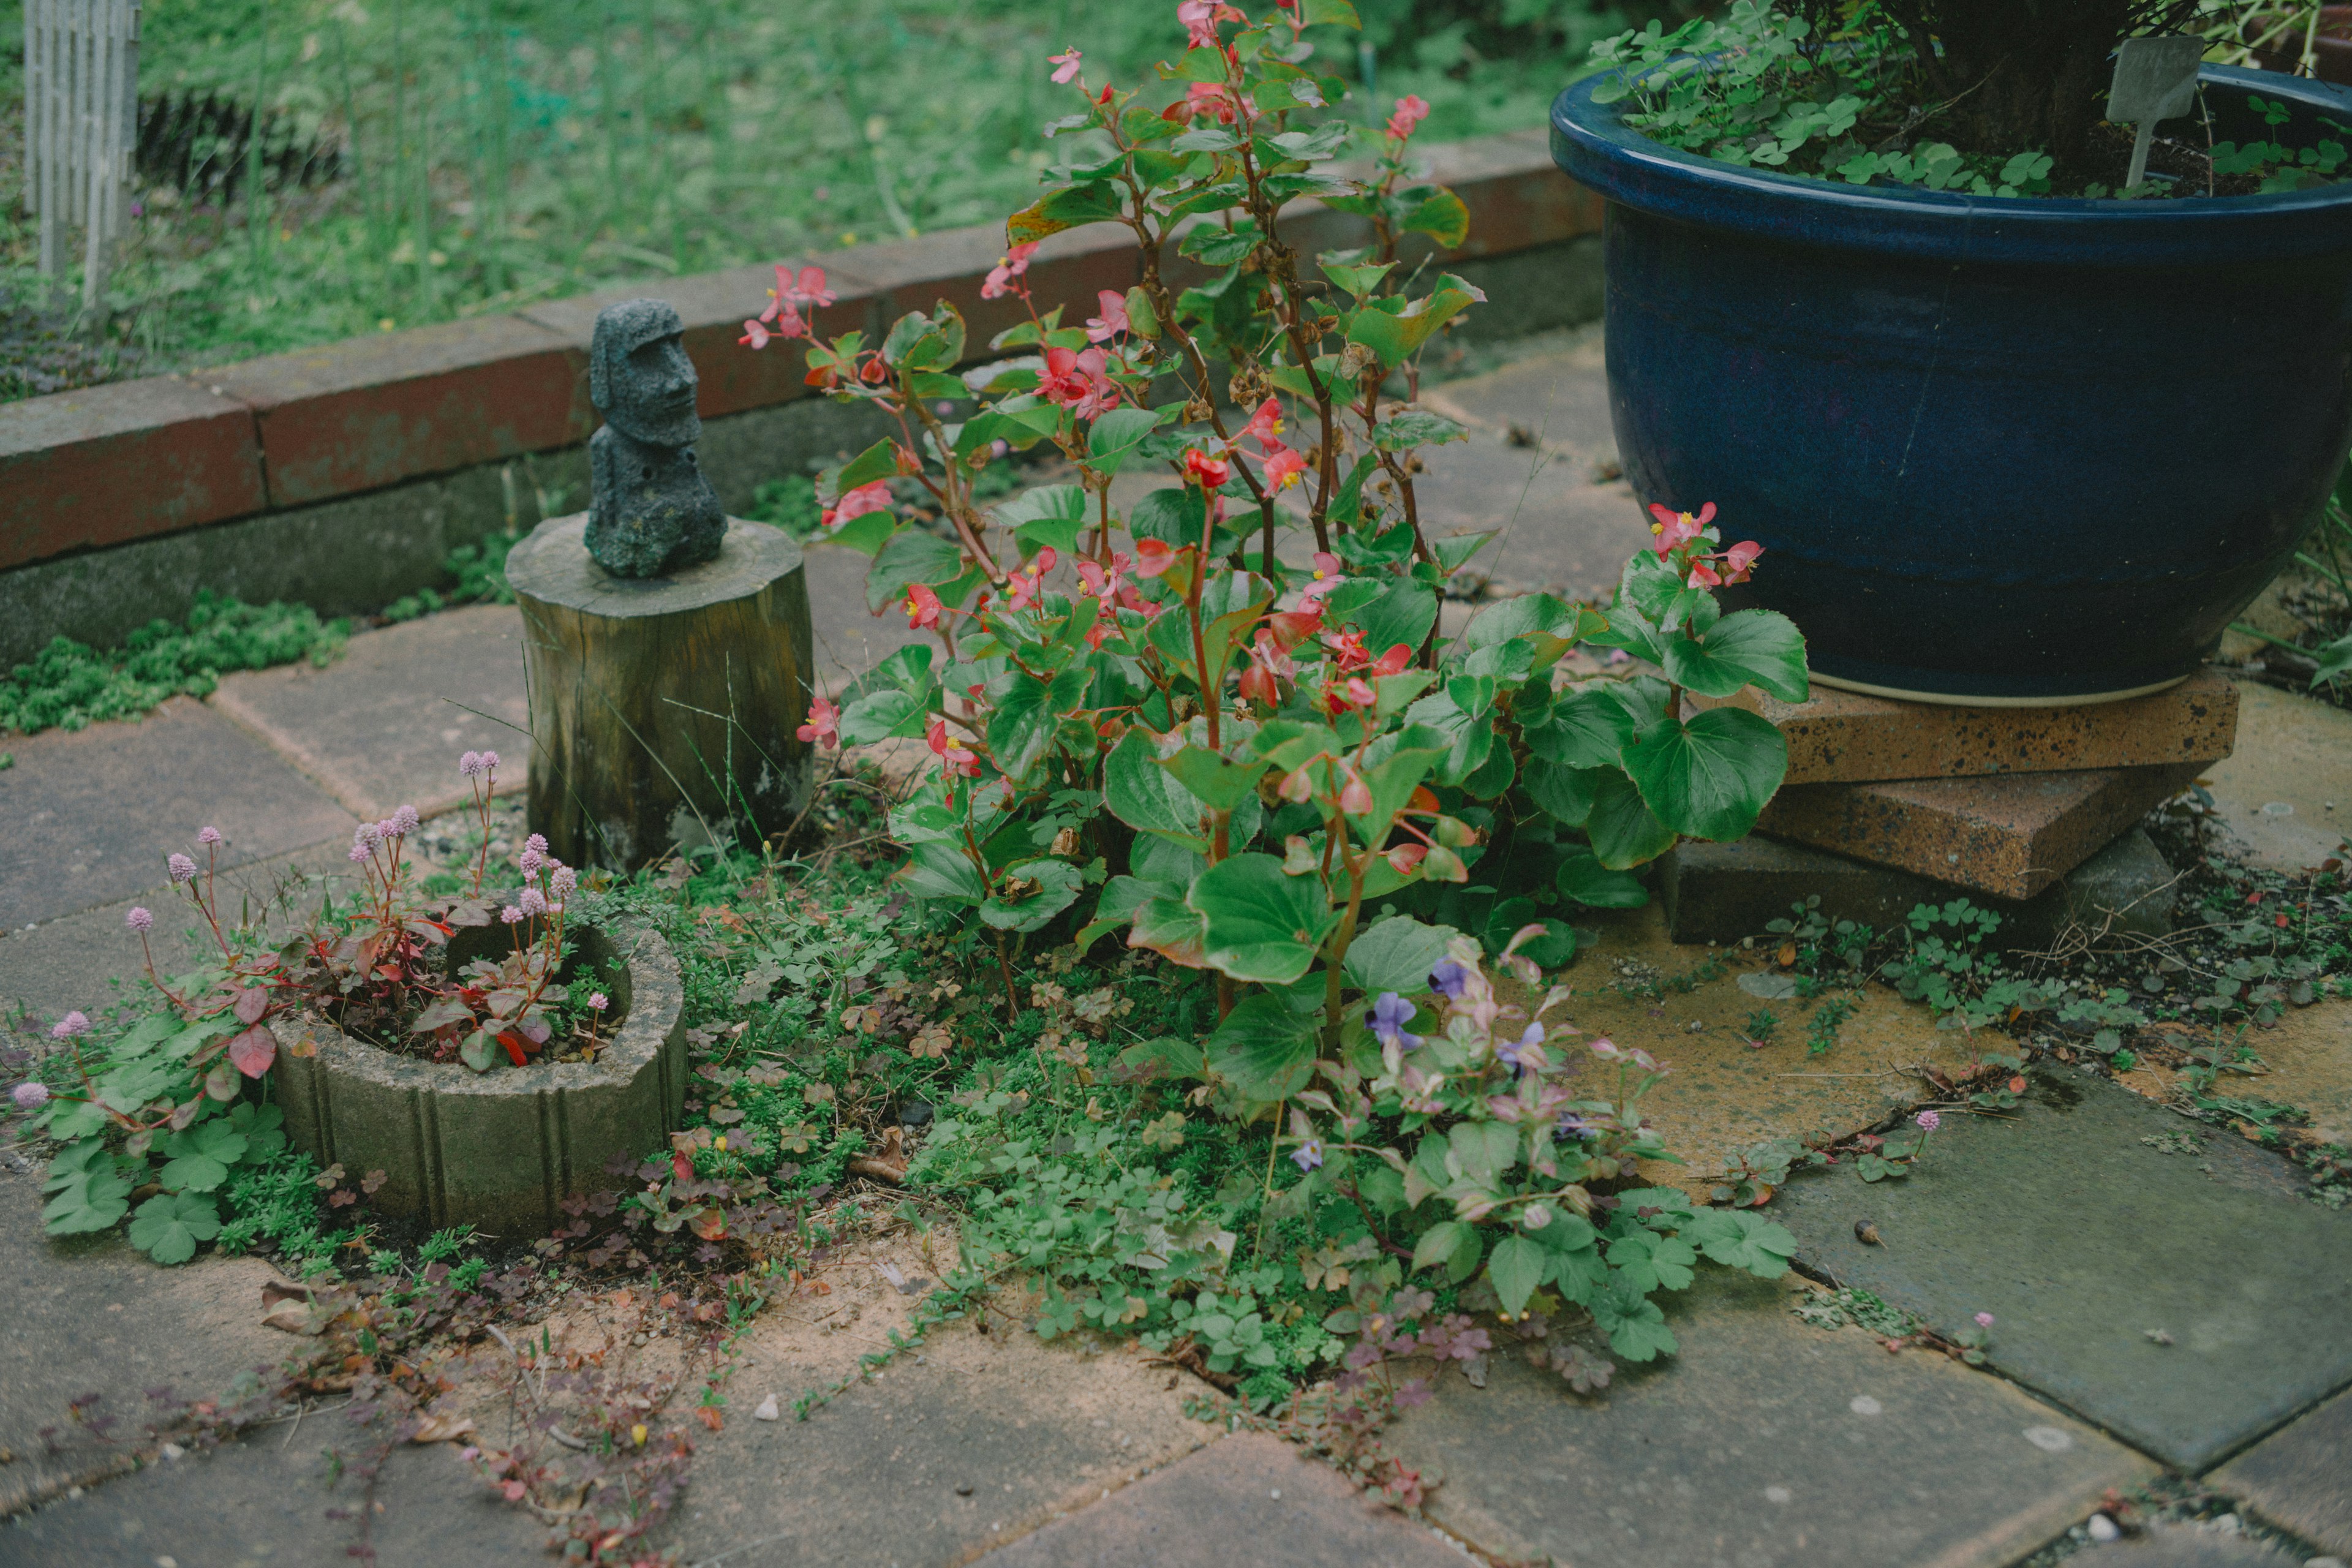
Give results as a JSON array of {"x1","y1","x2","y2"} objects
[{"x1": 505, "y1": 514, "x2": 813, "y2": 870}]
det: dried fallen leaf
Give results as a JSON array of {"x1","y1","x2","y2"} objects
[{"x1": 410, "y1": 1413, "x2": 476, "y2": 1444}]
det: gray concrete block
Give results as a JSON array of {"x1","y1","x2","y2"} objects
[{"x1": 1661, "y1": 827, "x2": 2180, "y2": 949}]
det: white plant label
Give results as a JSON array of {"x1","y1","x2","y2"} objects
[{"x1": 2109, "y1": 36, "x2": 2209, "y2": 189}]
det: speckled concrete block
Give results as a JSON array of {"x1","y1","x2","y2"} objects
[
  {"x1": 271, "y1": 922, "x2": 685, "y2": 1235},
  {"x1": 1755, "y1": 762, "x2": 2203, "y2": 900},
  {"x1": 1691, "y1": 669, "x2": 2237, "y2": 784},
  {"x1": 2212, "y1": 1386, "x2": 2352, "y2": 1556}
]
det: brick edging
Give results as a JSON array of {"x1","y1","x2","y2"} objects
[{"x1": 0, "y1": 128, "x2": 1597, "y2": 576}]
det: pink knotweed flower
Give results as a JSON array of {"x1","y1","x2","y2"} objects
[
  {"x1": 459, "y1": 750, "x2": 484, "y2": 777},
  {"x1": 126, "y1": 907, "x2": 153, "y2": 933},
  {"x1": 524, "y1": 833, "x2": 548, "y2": 856},
  {"x1": 49, "y1": 1011, "x2": 90, "y2": 1040},
  {"x1": 518, "y1": 887, "x2": 549, "y2": 917},
  {"x1": 587, "y1": 992, "x2": 609, "y2": 1012},
  {"x1": 519, "y1": 848, "x2": 544, "y2": 878},
  {"x1": 12, "y1": 1082, "x2": 48, "y2": 1109},
  {"x1": 353, "y1": 822, "x2": 381, "y2": 850},
  {"x1": 376, "y1": 818, "x2": 401, "y2": 842},
  {"x1": 167, "y1": 853, "x2": 198, "y2": 884},
  {"x1": 500, "y1": 906, "x2": 525, "y2": 925},
  {"x1": 1915, "y1": 1110, "x2": 1942, "y2": 1131},
  {"x1": 348, "y1": 843, "x2": 373, "y2": 864},
  {"x1": 1974, "y1": 1312, "x2": 1994, "y2": 1328},
  {"x1": 550, "y1": 866, "x2": 577, "y2": 898},
  {"x1": 392, "y1": 804, "x2": 420, "y2": 835},
  {"x1": 197, "y1": 826, "x2": 222, "y2": 846}
]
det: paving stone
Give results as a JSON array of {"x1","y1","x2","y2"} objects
[
  {"x1": 1536, "y1": 903, "x2": 1970, "y2": 1198},
  {"x1": 974, "y1": 1433, "x2": 1467, "y2": 1568},
  {"x1": 1662, "y1": 829, "x2": 2181, "y2": 948},
  {"x1": 2199, "y1": 680, "x2": 2352, "y2": 872},
  {"x1": 2, "y1": 1426, "x2": 541, "y2": 1566},
  {"x1": 1755, "y1": 763, "x2": 2203, "y2": 900},
  {"x1": 2214, "y1": 1387, "x2": 2352, "y2": 1558},
  {"x1": 1420, "y1": 330, "x2": 1617, "y2": 458},
  {"x1": 1689, "y1": 670, "x2": 2239, "y2": 785},
  {"x1": 1771, "y1": 1066, "x2": 2352, "y2": 1472},
  {"x1": 0, "y1": 698, "x2": 355, "y2": 932},
  {"x1": 208, "y1": 604, "x2": 530, "y2": 822},
  {"x1": 1383, "y1": 1270, "x2": 2154, "y2": 1568},
  {"x1": 658, "y1": 1231, "x2": 1212, "y2": 1567},
  {"x1": 2075, "y1": 1521, "x2": 2312, "y2": 1566},
  {"x1": 0, "y1": 1164, "x2": 287, "y2": 1517},
  {"x1": 0, "y1": 840, "x2": 362, "y2": 1023}
]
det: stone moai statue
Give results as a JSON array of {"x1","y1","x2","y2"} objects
[{"x1": 584, "y1": 299, "x2": 726, "y2": 578}]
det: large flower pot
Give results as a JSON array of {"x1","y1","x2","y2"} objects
[
  {"x1": 1550, "y1": 66, "x2": 2352, "y2": 703},
  {"x1": 271, "y1": 922, "x2": 687, "y2": 1235}
]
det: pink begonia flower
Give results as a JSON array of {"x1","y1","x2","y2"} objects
[
  {"x1": 1687, "y1": 557, "x2": 1723, "y2": 590},
  {"x1": 1719, "y1": 539, "x2": 1763, "y2": 582},
  {"x1": 1261, "y1": 445, "x2": 1308, "y2": 491},
  {"x1": 1039, "y1": 345, "x2": 1115, "y2": 410},
  {"x1": 1323, "y1": 627, "x2": 1371, "y2": 671},
  {"x1": 1006, "y1": 547, "x2": 1058, "y2": 611},
  {"x1": 1178, "y1": 0, "x2": 1243, "y2": 48},
  {"x1": 1299, "y1": 550, "x2": 1345, "y2": 603},
  {"x1": 126, "y1": 907, "x2": 153, "y2": 933},
  {"x1": 1241, "y1": 396, "x2": 1284, "y2": 449},
  {"x1": 168, "y1": 853, "x2": 197, "y2": 884},
  {"x1": 1084, "y1": 289, "x2": 1129, "y2": 342},
  {"x1": 1338, "y1": 769, "x2": 1374, "y2": 815},
  {"x1": 1368, "y1": 642, "x2": 1414, "y2": 678},
  {"x1": 1385, "y1": 94, "x2": 1431, "y2": 141},
  {"x1": 1131, "y1": 538, "x2": 1177, "y2": 578},
  {"x1": 1183, "y1": 447, "x2": 1231, "y2": 490},
  {"x1": 1238, "y1": 629, "x2": 1294, "y2": 705},
  {"x1": 776, "y1": 264, "x2": 835, "y2": 309},
  {"x1": 1049, "y1": 46, "x2": 1083, "y2": 84},
  {"x1": 197, "y1": 826, "x2": 222, "y2": 846},
  {"x1": 981, "y1": 241, "x2": 1040, "y2": 300},
  {"x1": 823, "y1": 480, "x2": 892, "y2": 530},
  {"x1": 1182, "y1": 80, "x2": 1247, "y2": 124},
  {"x1": 904, "y1": 583, "x2": 943, "y2": 630},
  {"x1": 1647, "y1": 500, "x2": 1716, "y2": 558},
  {"x1": 797, "y1": 696, "x2": 840, "y2": 749},
  {"x1": 12, "y1": 1082, "x2": 49, "y2": 1109},
  {"x1": 926, "y1": 718, "x2": 979, "y2": 778}
]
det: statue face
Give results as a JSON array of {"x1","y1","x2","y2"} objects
[{"x1": 595, "y1": 303, "x2": 700, "y2": 446}]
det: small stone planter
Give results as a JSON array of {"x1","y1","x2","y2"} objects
[{"x1": 271, "y1": 921, "x2": 687, "y2": 1236}]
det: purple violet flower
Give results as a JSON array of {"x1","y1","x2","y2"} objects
[
  {"x1": 125, "y1": 907, "x2": 153, "y2": 933},
  {"x1": 12, "y1": 1082, "x2": 49, "y2": 1109},
  {"x1": 1292, "y1": 1138, "x2": 1324, "y2": 1172},
  {"x1": 1428, "y1": 958, "x2": 1470, "y2": 1000},
  {"x1": 1367, "y1": 992, "x2": 1422, "y2": 1052},
  {"x1": 1555, "y1": 1110, "x2": 1599, "y2": 1140},
  {"x1": 1496, "y1": 1022, "x2": 1544, "y2": 1073},
  {"x1": 167, "y1": 853, "x2": 197, "y2": 884}
]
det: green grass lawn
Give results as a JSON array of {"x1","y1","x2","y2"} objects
[{"x1": 0, "y1": 0, "x2": 1636, "y2": 395}]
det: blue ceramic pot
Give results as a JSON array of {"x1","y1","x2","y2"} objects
[{"x1": 1550, "y1": 66, "x2": 2352, "y2": 704}]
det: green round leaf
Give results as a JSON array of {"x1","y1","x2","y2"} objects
[
  {"x1": 1188, "y1": 853, "x2": 1341, "y2": 986},
  {"x1": 1586, "y1": 768, "x2": 1679, "y2": 869},
  {"x1": 1660, "y1": 609, "x2": 1810, "y2": 702},
  {"x1": 1204, "y1": 992, "x2": 1319, "y2": 1101},
  {"x1": 1623, "y1": 708, "x2": 1789, "y2": 842},
  {"x1": 1557, "y1": 852, "x2": 1649, "y2": 910},
  {"x1": 1487, "y1": 1234, "x2": 1548, "y2": 1317}
]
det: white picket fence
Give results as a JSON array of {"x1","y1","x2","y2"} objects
[{"x1": 21, "y1": 0, "x2": 141, "y2": 309}]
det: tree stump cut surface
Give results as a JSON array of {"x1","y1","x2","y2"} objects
[{"x1": 507, "y1": 514, "x2": 812, "y2": 870}]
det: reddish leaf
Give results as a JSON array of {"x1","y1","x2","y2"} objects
[
  {"x1": 672, "y1": 1152, "x2": 695, "y2": 1183},
  {"x1": 695, "y1": 1406, "x2": 724, "y2": 1432},
  {"x1": 361, "y1": 1169, "x2": 388, "y2": 1195},
  {"x1": 228, "y1": 1024, "x2": 277, "y2": 1078},
  {"x1": 204, "y1": 1063, "x2": 241, "y2": 1101},
  {"x1": 690, "y1": 1207, "x2": 728, "y2": 1241},
  {"x1": 233, "y1": 987, "x2": 270, "y2": 1025},
  {"x1": 499, "y1": 1033, "x2": 529, "y2": 1067}
]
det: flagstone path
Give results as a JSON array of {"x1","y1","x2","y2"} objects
[{"x1": 4, "y1": 339, "x2": 2348, "y2": 1568}]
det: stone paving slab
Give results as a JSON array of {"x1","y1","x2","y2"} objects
[
  {"x1": 2, "y1": 1426, "x2": 543, "y2": 1567},
  {"x1": 1384, "y1": 1270, "x2": 2154, "y2": 1568},
  {"x1": 209, "y1": 603, "x2": 532, "y2": 822},
  {"x1": 1771, "y1": 1067, "x2": 2352, "y2": 1472},
  {"x1": 2213, "y1": 1386, "x2": 2352, "y2": 1559},
  {"x1": 1689, "y1": 671, "x2": 2239, "y2": 786},
  {"x1": 973, "y1": 1432, "x2": 1469, "y2": 1568},
  {"x1": 2199, "y1": 680, "x2": 2352, "y2": 872},
  {"x1": 0, "y1": 1164, "x2": 288, "y2": 1518},
  {"x1": 1757, "y1": 763, "x2": 2203, "y2": 902},
  {"x1": 1542, "y1": 903, "x2": 1970, "y2": 1197},
  {"x1": 0, "y1": 697, "x2": 356, "y2": 933},
  {"x1": 615, "y1": 1229, "x2": 1218, "y2": 1567}
]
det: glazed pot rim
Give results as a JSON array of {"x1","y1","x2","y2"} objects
[{"x1": 1550, "y1": 61, "x2": 2352, "y2": 265}]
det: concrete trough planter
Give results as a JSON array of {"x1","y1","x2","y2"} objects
[{"x1": 270, "y1": 921, "x2": 687, "y2": 1236}]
